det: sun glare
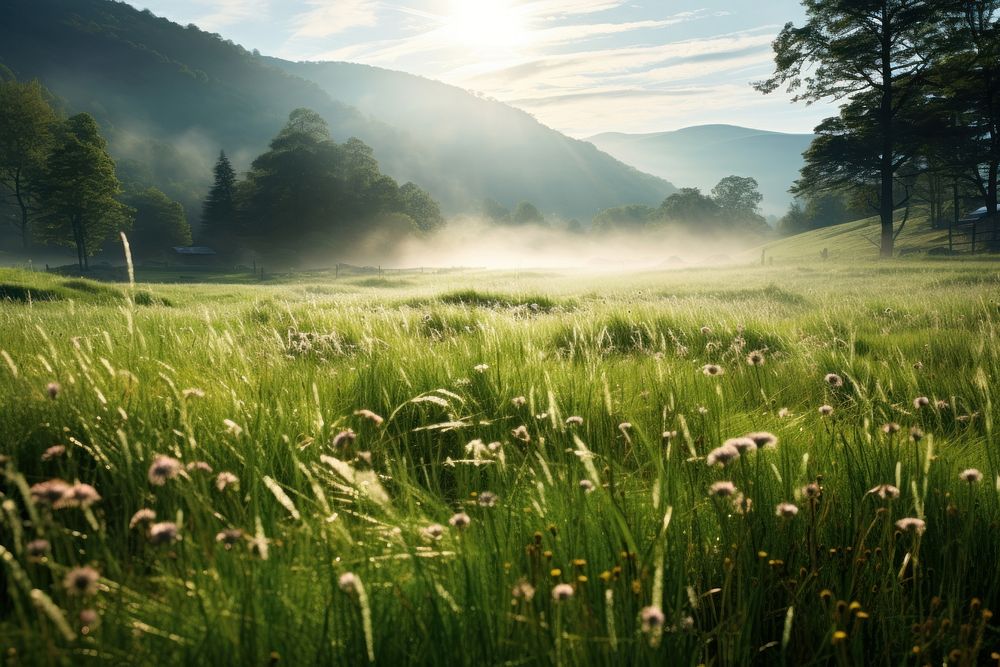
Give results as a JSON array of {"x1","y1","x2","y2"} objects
[{"x1": 441, "y1": 0, "x2": 529, "y2": 53}]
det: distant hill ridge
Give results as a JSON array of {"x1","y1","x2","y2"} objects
[
  {"x1": 588, "y1": 124, "x2": 815, "y2": 218},
  {"x1": 0, "y1": 0, "x2": 676, "y2": 226}
]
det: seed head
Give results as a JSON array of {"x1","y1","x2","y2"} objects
[
  {"x1": 579, "y1": 479, "x2": 595, "y2": 493},
  {"x1": 565, "y1": 416, "x2": 584, "y2": 426},
  {"x1": 709, "y1": 481, "x2": 737, "y2": 497},
  {"x1": 818, "y1": 405, "x2": 834, "y2": 416},
  {"x1": 41, "y1": 445, "x2": 66, "y2": 461},
  {"x1": 27, "y1": 539, "x2": 50, "y2": 559},
  {"x1": 868, "y1": 484, "x2": 900, "y2": 500},
  {"x1": 129, "y1": 508, "x2": 156, "y2": 529},
  {"x1": 959, "y1": 468, "x2": 983, "y2": 484},
  {"x1": 186, "y1": 461, "x2": 213, "y2": 474},
  {"x1": 215, "y1": 529, "x2": 245, "y2": 549},
  {"x1": 913, "y1": 396, "x2": 930, "y2": 409},
  {"x1": 640, "y1": 605, "x2": 665, "y2": 632},
  {"x1": 512, "y1": 425, "x2": 531, "y2": 442},
  {"x1": 215, "y1": 472, "x2": 239, "y2": 491},
  {"x1": 777, "y1": 407, "x2": 791, "y2": 418},
  {"x1": 662, "y1": 430, "x2": 677, "y2": 441},
  {"x1": 801, "y1": 482, "x2": 822, "y2": 499},
  {"x1": 909, "y1": 427, "x2": 924, "y2": 442},
  {"x1": 331, "y1": 429, "x2": 357, "y2": 449},
  {"x1": 511, "y1": 396, "x2": 527, "y2": 407},
  {"x1": 775, "y1": 502, "x2": 799, "y2": 518},
  {"x1": 512, "y1": 580, "x2": 536, "y2": 601},
  {"x1": 700, "y1": 326, "x2": 712, "y2": 335},
  {"x1": 449, "y1": 512, "x2": 471, "y2": 529},
  {"x1": 477, "y1": 491, "x2": 498, "y2": 507},
  {"x1": 29, "y1": 479, "x2": 70, "y2": 505},
  {"x1": 724, "y1": 437, "x2": 758, "y2": 454},
  {"x1": 79, "y1": 608, "x2": 99, "y2": 629},
  {"x1": 895, "y1": 517, "x2": 926, "y2": 534},
  {"x1": 744, "y1": 432, "x2": 778, "y2": 449},
  {"x1": 881, "y1": 422, "x2": 901, "y2": 434},
  {"x1": 824, "y1": 373, "x2": 844, "y2": 388},
  {"x1": 423, "y1": 523, "x2": 445, "y2": 540},
  {"x1": 148, "y1": 455, "x2": 182, "y2": 486},
  {"x1": 55, "y1": 483, "x2": 102, "y2": 509},
  {"x1": 706, "y1": 444, "x2": 740, "y2": 467},
  {"x1": 64, "y1": 566, "x2": 100, "y2": 596},
  {"x1": 473, "y1": 363, "x2": 489, "y2": 373},
  {"x1": 46, "y1": 382, "x2": 61, "y2": 399},
  {"x1": 338, "y1": 572, "x2": 360, "y2": 594},
  {"x1": 552, "y1": 583, "x2": 574, "y2": 601},
  {"x1": 746, "y1": 351, "x2": 765, "y2": 367},
  {"x1": 354, "y1": 409, "x2": 384, "y2": 426},
  {"x1": 702, "y1": 364, "x2": 724, "y2": 377},
  {"x1": 149, "y1": 522, "x2": 180, "y2": 545}
]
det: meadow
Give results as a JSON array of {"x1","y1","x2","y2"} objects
[{"x1": 0, "y1": 259, "x2": 998, "y2": 665}]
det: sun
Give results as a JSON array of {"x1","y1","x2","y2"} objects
[{"x1": 440, "y1": 0, "x2": 530, "y2": 53}]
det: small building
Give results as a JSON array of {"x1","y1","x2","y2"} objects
[{"x1": 171, "y1": 246, "x2": 218, "y2": 265}]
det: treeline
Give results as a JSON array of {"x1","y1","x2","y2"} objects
[
  {"x1": 589, "y1": 176, "x2": 770, "y2": 237},
  {"x1": 759, "y1": 0, "x2": 1000, "y2": 256},
  {"x1": 200, "y1": 108, "x2": 443, "y2": 261},
  {"x1": 0, "y1": 73, "x2": 443, "y2": 267}
]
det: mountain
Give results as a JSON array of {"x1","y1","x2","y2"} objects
[
  {"x1": 588, "y1": 125, "x2": 814, "y2": 218},
  {"x1": 0, "y1": 0, "x2": 676, "y2": 227}
]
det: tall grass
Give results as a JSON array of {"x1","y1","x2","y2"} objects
[{"x1": 0, "y1": 261, "x2": 998, "y2": 665}]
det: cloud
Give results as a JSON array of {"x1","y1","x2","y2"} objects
[
  {"x1": 290, "y1": 0, "x2": 380, "y2": 38},
  {"x1": 190, "y1": 0, "x2": 270, "y2": 31}
]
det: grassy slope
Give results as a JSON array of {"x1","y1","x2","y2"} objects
[
  {"x1": 753, "y1": 211, "x2": 954, "y2": 262},
  {"x1": 0, "y1": 262, "x2": 998, "y2": 665}
]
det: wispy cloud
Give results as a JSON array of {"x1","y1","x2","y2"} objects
[
  {"x1": 290, "y1": 0, "x2": 380, "y2": 39},
  {"x1": 190, "y1": 0, "x2": 270, "y2": 31}
]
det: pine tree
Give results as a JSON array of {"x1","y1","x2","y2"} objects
[
  {"x1": 36, "y1": 113, "x2": 131, "y2": 269},
  {"x1": 201, "y1": 150, "x2": 237, "y2": 244}
]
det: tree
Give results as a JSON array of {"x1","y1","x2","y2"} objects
[
  {"x1": 711, "y1": 176, "x2": 764, "y2": 220},
  {"x1": 756, "y1": 1, "x2": 940, "y2": 257},
  {"x1": 123, "y1": 187, "x2": 192, "y2": 257},
  {"x1": 36, "y1": 113, "x2": 131, "y2": 269},
  {"x1": 398, "y1": 182, "x2": 444, "y2": 233},
  {"x1": 591, "y1": 204, "x2": 656, "y2": 233},
  {"x1": 512, "y1": 201, "x2": 544, "y2": 225},
  {"x1": 657, "y1": 188, "x2": 721, "y2": 228},
  {"x1": 201, "y1": 151, "x2": 237, "y2": 244},
  {"x1": 0, "y1": 78, "x2": 60, "y2": 250},
  {"x1": 482, "y1": 198, "x2": 511, "y2": 224}
]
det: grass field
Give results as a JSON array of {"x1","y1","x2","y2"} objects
[{"x1": 1, "y1": 258, "x2": 999, "y2": 665}]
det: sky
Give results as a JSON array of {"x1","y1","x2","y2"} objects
[{"x1": 133, "y1": 0, "x2": 836, "y2": 138}]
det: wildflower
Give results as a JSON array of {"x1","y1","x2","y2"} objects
[
  {"x1": 181, "y1": 388, "x2": 205, "y2": 399},
  {"x1": 662, "y1": 430, "x2": 677, "y2": 441},
  {"x1": 824, "y1": 373, "x2": 844, "y2": 388},
  {"x1": 959, "y1": 468, "x2": 983, "y2": 484},
  {"x1": 552, "y1": 583, "x2": 574, "y2": 601},
  {"x1": 148, "y1": 455, "x2": 182, "y2": 486},
  {"x1": 26, "y1": 539, "x2": 50, "y2": 559},
  {"x1": 818, "y1": 405, "x2": 834, "y2": 416},
  {"x1": 511, "y1": 396, "x2": 527, "y2": 407},
  {"x1": 449, "y1": 512, "x2": 471, "y2": 529},
  {"x1": 55, "y1": 483, "x2": 101, "y2": 509},
  {"x1": 801, "y1": 483, "x2": 822, "y2": 499},
  {"x1": 148, "y1": 522, "x2": 180, "y2": 545},
  {"x1": 697, "y1": 406, "x2": 709, "y2": 415},
  {"x1": 215, "y1": 471, "x2": 239, "y2": 491},
  {"x1": 354, "y1": 409, "x2": 384, "y2": 426},
  {"x1": 331, "y1": 429, "x2": 357, "y2": 449},
  {"x1": 935, "y1": 399, "x2": 949, "y2": 410},
  {"x1": 565, "y1": 416, "x2": 584, "y2": 426},
  {"x1": 129, "y1": 508, "x2": 156, "y2": 529},
  {"x1": 46, "y1": 382, "x2": 61, "y2": 399},
  {"x1": 338, "y1": 572, "x2": 360, "y2": 594},
  {"x1": 881, "y1": 422, "x2": 901, "y2": 434},
  {"x1": 29, "y1": 479, "x2": 70, "y2": 505},
  {"x1": 640, "y1": 605, "x2": 666, "y2": 632},
  {"x1": 746, "y1": 351, "x2": 765, "y2": 366},
  {"x1": 41, "y1": 445, "x2": 66, "y2": 461},
  {"x1": 423, "y1": 524, "x2": 445, "y2": 540},
  {"x1": 512, "y1": 580, "x2": 536, "y2": 601},
  {"x1": 223, "y1": 419, "x2": 244, "y2": 436},
  {"x1": 909, "y1": 427, "x2": 924, "y2": 442},
  {"x1": 895, "y1": 517, "x2": 926, "y2": 534},
  {"x1": 744, "y1": 432, "x2": 778, "y2": 449},
  {"x1": 777, "y1": 407, "x2": 791, "y2": 418},
  {"x1": 709, "y1": 481, "x2": 737, "y2": 497},
  {"x1": 913, "y1": 396, "x2": 930, "y2": 409},
  {"x1": 215, "y1": 529, "x2": 245, "y2": 549},
  {"x1": 64, "y1": 566, "x2": 100, "y2": 596},
  {"x1": 700, "y1": 326, "x2": 712, "y2": 335},
  {"x1": 79, "y1": 608, "x2": 99, "y2": 629},
  {"x1": 706, "y1": 444, "x2": 740, "y2": 467},
  {"x1": 868, "y1": 484, "x2": 900, "y2": 500},
  {"x1": 913, "y1": 361, "x2": 924, "y2": 370},
  {"x1": 473, "y1": 363, "x2": 489, "y2": 373},
  {"x1": 775, "y1": 502, "x2": 799, "y2": 518},
  {"x1": 732, "y1": 493, "x2": 753, "y2": 514},
  {"x1": 702, "y1": 364, "x2": 724, "y2": 377},
  {"x1": 477, "y1": 491, "x2": 498, "y2": 507},
  {"x1": 512, "y1": 425, "x2": 531, "y2": 442},
  {"x1": 186, "y1": 461, "x2": 213, "y2": 474},
  {"x1": 579, "y1": 479, "x2": 595, "y2": 493},
  {"x1": 725, "y1": 437, "x2": 758, "y2": 454}
]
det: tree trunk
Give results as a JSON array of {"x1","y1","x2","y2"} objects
[
  {"x1": 72, "y1": 216, "x2": 84, "y2": 270},
  {"x1": 879, "y1": 20, "x2": 895, "y2": 260},
  {"x1": 13, "y1": 168, "x2": 30, "y2": 251}
]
